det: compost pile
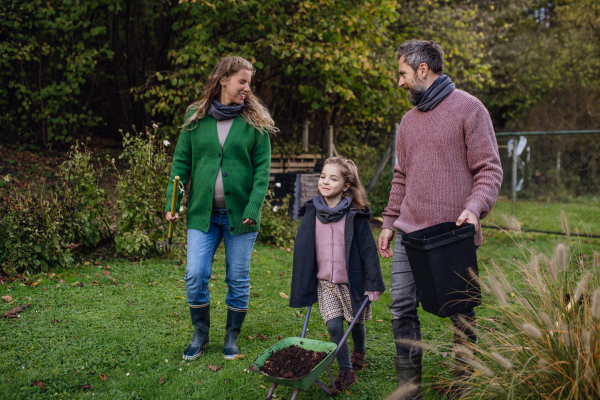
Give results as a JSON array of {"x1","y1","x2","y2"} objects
[{"x1": 260, "y1": 345, "x2": 328, "y2": 379}]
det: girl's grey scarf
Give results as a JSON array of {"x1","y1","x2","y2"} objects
[
  {"x1": 313, "y1": 195, "x2": 353, "y2": 224},
  {"x1": 207, "y1": 99, "x2": 244, "y2": 121},
  {"x1": 416, "y1": 74, "x2": 455, "y2": 112}
]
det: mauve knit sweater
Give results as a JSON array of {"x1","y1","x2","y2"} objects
[{"x1": 382, "y1": 89, "x2": 503, "y2": 246}]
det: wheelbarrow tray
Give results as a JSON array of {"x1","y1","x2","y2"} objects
[{"x1": 253, "y1": 337, "x2": 337, "y2": 392}]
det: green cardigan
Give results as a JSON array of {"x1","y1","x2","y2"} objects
[{"x1": 164, "y1": 113, "x2": 271, "y2": 234}]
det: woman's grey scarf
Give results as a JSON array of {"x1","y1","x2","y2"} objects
[
  {"x1": 416, "y1": 74, "x2": 455, "y2": 112},
  {"x1": 313, "y1": 195, "x2": 353, "y2": 224},
  {"x1": 207, "y1": 99, "x2": 244, "y2": 121}
]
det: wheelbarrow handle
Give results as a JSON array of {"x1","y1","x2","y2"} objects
[
  {"x1": 301, "y1": 305, "x2": 312, "y2": 338},
  {"x1": 333, "y1": 296, "x2": 370, "y2": 359}
]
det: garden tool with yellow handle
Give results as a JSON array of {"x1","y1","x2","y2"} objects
[{"x1": 156, "y1": 176, "x2": 185, "y2": 251}]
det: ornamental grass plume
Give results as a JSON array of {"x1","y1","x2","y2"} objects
[{"x1": 460, "y1": 234, "x2": 600, "y2": 400}]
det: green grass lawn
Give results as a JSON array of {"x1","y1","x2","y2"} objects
[
  {"x1": 484, "y1": 198, "x2": 600, "y2": 236},
  {"x1": 1, "y1": 222, "x2": 598, "y2": 399}
]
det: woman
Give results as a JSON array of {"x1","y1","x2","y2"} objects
[{"x1": 164, "y1": 56, "x2": 276, "y2": 361}]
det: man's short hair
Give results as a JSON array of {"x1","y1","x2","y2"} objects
[{"x1": 397, "y1": 40, "x2": 444, "y2": 74}]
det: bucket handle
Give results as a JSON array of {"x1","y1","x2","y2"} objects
[{"x1": 332, "y1": 297, "x2": 370, "y2": 359}]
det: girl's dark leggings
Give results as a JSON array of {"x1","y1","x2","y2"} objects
[{"x1": 326, "y1": 317, "x2": 366, "y2": 370}]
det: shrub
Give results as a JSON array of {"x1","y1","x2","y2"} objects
[
  {"x1": 258, "y1": 193, "x2": 299, "y2": 247},
  {"x1": 0, "y1": 186, "x2": 73, "y2": 276},
  {"x1": 58, "y1": 143, "x2": 112, "y2": 247},
  {"x1": 113, "y1": 124, "x2": 185, "y2": 255}
]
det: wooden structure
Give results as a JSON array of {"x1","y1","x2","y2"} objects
[{"x1": 269, "y1": 153, "x2": 321, "y2": 174}]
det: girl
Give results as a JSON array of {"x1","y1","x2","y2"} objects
[
  {"x1": 165, "y1": 56, "x2": 277, "y2": 361},
  {"x1": 289, "y1": 157, "x2": 385, "y2": 390}
]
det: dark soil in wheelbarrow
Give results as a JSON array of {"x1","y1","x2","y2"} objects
[{"x1": 260, "y1": 345, "x2": 328, "y2": 379}]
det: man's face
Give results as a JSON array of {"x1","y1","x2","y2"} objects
[{"x1": 398, "y1": 56, "x2": 427, "y2": 105}]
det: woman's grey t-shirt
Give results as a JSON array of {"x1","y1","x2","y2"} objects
[{"x1": 213, "y1": 118, "x2": 234, "y2": 209}]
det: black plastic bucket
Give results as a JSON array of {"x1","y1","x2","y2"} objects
[{"x1": 401, "y1": 222, "x2": 480, "y2": 318}]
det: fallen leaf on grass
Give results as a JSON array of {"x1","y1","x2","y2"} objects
[
  {"x1": 175, "y1": 296, "x2": 184, "y2": 299},
  {"x1": 1, "y1": 304, "x2": 31, "y2": 318},
  {"x1": 59, "y1": 279, "x2": 65, "y2": 283},
  {"x1": 232, "y1": 354, "x2": 245, "y2": 360},
  {"x1": 251, "y1": 292, "x2": 259, "y2": 298},
  {"x1": 275, "y1": 256, "x2": 279, "y2": 260},
  {"x1": 250, "y1": 365, "x2": 259, "y2": 372},
  {"x1": 158, "y1": 375, "x2": 164, "y2": 386},
  {"x1": 123, "y1": 284, "x2": 131, "y2": 288},
  {"x1": 101, "y1": 270, "x2": 110, "y2": 276},
  {"x1": 178, "y1": 285, "x2": 184, "y2": 288},
  {"x1": 256, "y1": 333, "x2": 269, "y2": 340},
  {"x1": 173, "y1": 312, "x2": 179, "y2": 316},
  {"x1": 207, "y1": 363, "x2": 222, "y2": 371},
  {"x1": 279, "y1": 292, "x2": 289, "y2": 299},
  {"x1": 278, "y1": 336, "x2": 283, "y2": 340},
  {"x1": 278, "y1": 271, "x2": 283, "y2": 276},
  {"x1": 376, "y1": 319, "x2": 384, "y2": 322},
  {"x1": 210, "y1": 275, "x2": 216, "y2": 280},
  {"x1": 78, "y1": 385, "x2": 93, "y2": 390},
  {"x1": 105, "y1": 266, "x2": 111, "y2": 270},
  {"x1": 196, "y1": 380, "x2": 203, "y2": 385},
  {"x1": 94, "y1": 261, "x2": 100, "y2": 265},
  {"x1": 99, "y1": 373, "x2": 107, "y2": 381},
  {"x1": 2, "y1": 295, "x2": 12, "y2": 302},
  {"x1": 260, "y1": 385, "x2": 266, "y2": 389},
  {"x1": 31, "y1": 282, "x2": 39, "y2": 287},
  {"x1": 248, "y1": 336, "x2": 254, "y2": 340},
  {"x1": 149, "y1": 282, "x2": 157, "y2": 286},
  {"x1": 78, "y1": 282, "x2": 84, "y2": 287},
  {"x1": 345, "y1": 390, "x2": 352, "y2": 395},
  {"x1": 266, "y1": 271, "x2": 272, "y2": 274},
  {"x1": 56, "y1": 284, "x2": 60, "y2": 288},
  {"x1": 91, "y1": 281, "x2": 99, "y2": 286},
  {"x1": 70, "y1": 282, "x2": 79, "y2": 287},
  {"x1": 286, "y1": 248, "x2": 291, "y2": 253},
  {"x1": 31, "y1": 380, "x2": 45, "y2": 388}
]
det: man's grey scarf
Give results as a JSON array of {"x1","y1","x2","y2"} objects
[
  {"x1": 207, "y1": 99, "x2": 244, "y2": 121},
  {"x1": 416, "y1": 74, "x2": 455, "y2": 112},
  {"x1": 313, "y1": 195, "x2": 352, "y2": 224}
]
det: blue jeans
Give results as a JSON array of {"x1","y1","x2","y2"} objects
[
  {"x1": 185, "y1": 210, "x2": 258, "y2": 310},
  {"x1": 390, "y1": 234, "x2": 475, "y2": 358}
]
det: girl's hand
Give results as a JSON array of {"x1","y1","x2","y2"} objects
[
  {"x1": 243, "y1": 218, "x2": 256, "y2": 226},
  {"x1": 165, "y1": 212, "x2": 179, "y2": 222},
  {"x1": 364, "y1": 291, "x2": 384, "y2": 302}
]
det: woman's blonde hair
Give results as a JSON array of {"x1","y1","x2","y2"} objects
[
  {"x1": 323, "y1": 156, "x2": 370, "y2": 210},
  {"x1": 181, "y1": 56, "x2": 278, "y2": 134}
]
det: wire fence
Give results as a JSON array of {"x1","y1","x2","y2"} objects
[{"x1": 487, "y1": 131, "x2": 600, "y2": 237}]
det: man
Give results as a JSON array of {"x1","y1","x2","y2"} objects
[{"x1": 378, "y1": 40, "x2": 503, "y2": 399}]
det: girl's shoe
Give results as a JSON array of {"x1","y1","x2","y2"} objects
[
  {"x1": 334, "y1": 369, "x2": 357, "y2": 391},
  {"x1": 351, "y1": 348, "x2": 367, "y2": 370}
]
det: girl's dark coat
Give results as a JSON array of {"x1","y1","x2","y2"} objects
[{"x1": 289, "y1": 199, "x2": 386, "y2": 316}]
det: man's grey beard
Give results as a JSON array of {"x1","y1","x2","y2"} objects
[{"x1": 406, "y1": 79, "x2": 428, "y2": 105}]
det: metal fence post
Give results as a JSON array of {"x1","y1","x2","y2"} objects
[
  {"x1": 511, "y1": 139, "x2": 517, "y2": 215},
  {"x1": 393, "y1": 122, "x2": 399, "y2": 170}
]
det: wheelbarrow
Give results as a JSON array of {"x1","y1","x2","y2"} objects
[{"x1": 253, "y1": 297, "x2": 370, "y2": 399}]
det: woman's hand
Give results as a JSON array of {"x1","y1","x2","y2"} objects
[
  {"x1": 242, "y1": 218, "x2": 256, "y2": 226},
  {"x1": 165, "y1": 212, "x2": 179, "y2": 222}
]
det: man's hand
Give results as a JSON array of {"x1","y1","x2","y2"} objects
[
  {"x1": 377, "y1": 228, "x2": 395, "y2": 258},
  {"x1": 242, "y1": 218, "x2": 256, "y2": 226},
  {"x1": 456, "y1": 209, "x2": 479, "y2": 232},
  {"x1": 165, "y1": 211, "x2": 179, "y2": 222}
]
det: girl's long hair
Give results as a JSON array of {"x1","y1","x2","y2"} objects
[
  {"x1": 323, "y1": 156, "x2": 370, "y2": 210},
  {"x1": 181, "y1": 56, "x2": 278, "y2": 134}
]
